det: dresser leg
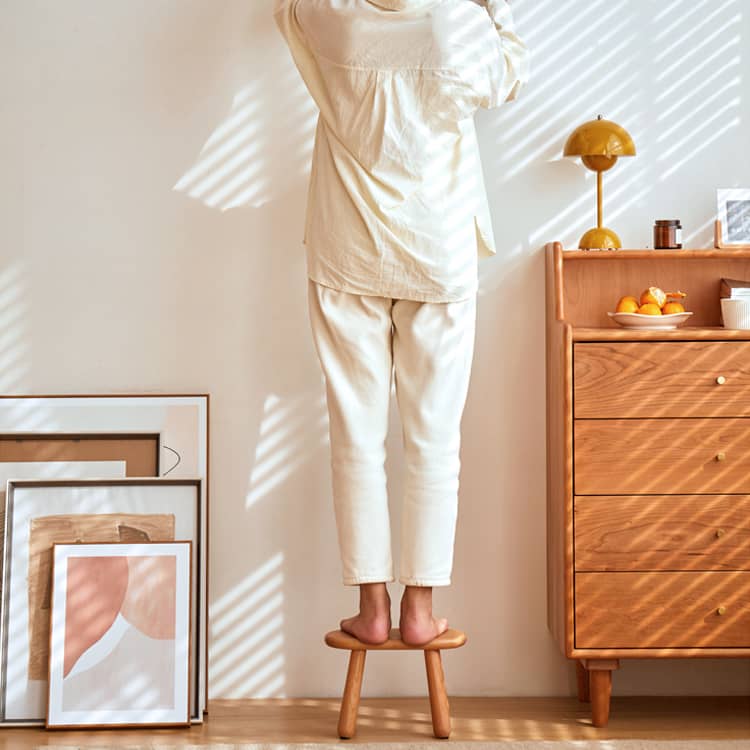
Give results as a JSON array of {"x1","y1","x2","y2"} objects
[
  {"x1": 580, "y1": 658, "x2": 619, "y2": 728},
  {"x1": 576, "y1": 660, "x2": 590, "y2": 702},
  {"x1": 589, "y1": 669, "x2": 612, "y2": 727}
]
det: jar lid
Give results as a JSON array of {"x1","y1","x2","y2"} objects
[{"x1": 655, "y1": 219, "x2": 681, "y2": 225}]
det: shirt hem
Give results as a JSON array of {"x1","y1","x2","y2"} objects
[{"x1": 306, "y1": 270, "x2": 477, "y2": 304}]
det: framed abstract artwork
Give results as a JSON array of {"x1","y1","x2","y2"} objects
[
  {"x1": 46, "y1": 541, "x2": 192, "y2": 728},
  {"x1": 0, "y1": 478, "x2": 203, "y2": 725},
  {"x1": 0, "y1": 393, "x2": 209, "y2": 715}
]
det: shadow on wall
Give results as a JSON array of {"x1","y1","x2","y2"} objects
[
  {"x1": 476, "y1": 0, "x2": 743, "y2": 298},
  {"x1": 162, "y1": 3, "x2": 335, "y2": 701},
  {"x1": 159, "y1": 0, "x2": 747, "y2": 699}
]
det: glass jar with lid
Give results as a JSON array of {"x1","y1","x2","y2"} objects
[{"x1": 654, "y1": 219, "x2": 682, "y2": 249}]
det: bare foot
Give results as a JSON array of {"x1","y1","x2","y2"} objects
[
  {"x1": 399, "y1": 585, "x2": 449, "y2": 646},
  {"x1": 340, "y1": 582, "x2": 392, "y2": 645}
]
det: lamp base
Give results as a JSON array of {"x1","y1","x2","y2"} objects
[{"x1": 578, "y1": 226, "x2": 622, "y2": 249}]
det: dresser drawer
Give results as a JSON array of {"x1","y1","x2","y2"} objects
[
  {"x1": 574, "y1": 341, "x2": 750, "y2": 418},
  {"x1": 574, "y1": 495, "x2": 750, "y2": 571},
  {"x1": 574, "y1": 417, "x2": 750, "y2": 495},
  {"x1": 575, "y1": 571, "x2": 750, "y2": 648}
]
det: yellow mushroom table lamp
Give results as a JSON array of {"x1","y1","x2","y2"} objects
[{"x1": 563, "y1": 114, "x2": 636, "y2": 249}]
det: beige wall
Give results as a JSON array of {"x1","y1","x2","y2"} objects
[{"x1": 2, "y1": 0, "x2": 749, "y2": 699}]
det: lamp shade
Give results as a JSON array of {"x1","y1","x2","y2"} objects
[{"x1": 563, "y1": 116, "x2": 636, "y2": 157}]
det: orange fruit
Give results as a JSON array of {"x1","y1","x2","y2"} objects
[
  {"x1": 615, "y1": 295, "x2": 640, "y2": 313},
  {"x1": 662, "y1": 301, "x2": 685, "y2": 314},
  {"x1": 639, "y1": 286, "x2": 667, "y2": 307},
  {"x1": 637, "y1": 302, "x2": 662, "y2": 315}
]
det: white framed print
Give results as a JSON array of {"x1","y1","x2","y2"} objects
[
  {"x1": 0, "y1": 393, "x2": 209, "y2": 716},
  {"x1": 717, "y1": 188, "x2": 750, "y2": 247},
  {"x1": 46, "y1": 541, "x2": 191, "y2": 728},
  {"x1": 0, "y1": 478, "x2": 203, "y2": 725},
  {"x1": 0, "y1": 460, "x2": 128, "y2": 605}
]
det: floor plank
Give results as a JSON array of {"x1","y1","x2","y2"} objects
[{"x1": 0, "y1": 696, "x2": 747, "y2": 746}]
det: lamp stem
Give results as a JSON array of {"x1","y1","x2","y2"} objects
[{"x1": 596, "y1": 170, "x2": 603, "y2": 227}]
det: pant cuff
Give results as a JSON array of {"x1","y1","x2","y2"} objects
[
  {"x1": 343, "y1": 574, "x2": 396, "y2": 586},
  {"x1": 398, "y1": 576, "x2": 451, "y2": 587}
]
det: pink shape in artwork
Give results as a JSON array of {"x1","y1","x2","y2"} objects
[
  {"x1": 120, "y1": 556, "x2": 177, "y2": 639},
  {"x1": 64, "y1": 556, "x2": 129, "y2": 677}
]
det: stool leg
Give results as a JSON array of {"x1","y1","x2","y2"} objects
[
  {"x1": 424, "y1": 649, "x2": 451, "y2": 739},
  {"x1": 338, "y1": 649, "x2": 366, "y2": 739}
]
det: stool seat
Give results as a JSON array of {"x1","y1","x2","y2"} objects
[
  {"x1": 324, "y1": 626, "x2": 467, "y2": 739},
  {"x1": 324, "y1": 627, "x2": 467, "y2": 651}
]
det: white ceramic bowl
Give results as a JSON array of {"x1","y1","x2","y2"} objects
[
  {"x1": 607, "y1": 311, "x2": 693, "y2": 330},
  {"x1": 720, "y1": 298, "x2": 750, "y2": 329}
]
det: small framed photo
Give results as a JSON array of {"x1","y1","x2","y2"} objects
[
  {"x1": 46, "y1": 541, "x2": 192, "y2": 729},
  {"x1": 717, "y1": 188, "x2": 750, "y2": 248}
]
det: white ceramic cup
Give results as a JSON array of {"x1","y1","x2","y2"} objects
[{"x1": 720, "y1": 298, "x2": 750, "y2": 329}]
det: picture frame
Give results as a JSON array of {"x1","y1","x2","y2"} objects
[
  {"x1": 0, "y1": 460, "x2": 128, "y2": 604},
  {"x1": 715, "y1": 188, "x2": 750, "y2": 249},
  {"x1": 0, "y1": 478, "x2": 203, "y2": 725},
  {"x1": 46, "y1": 541, "x2": 191, "y2": 729},
  {"x1": 0, "y1": 393, "x2": 209, "y2": 716}
]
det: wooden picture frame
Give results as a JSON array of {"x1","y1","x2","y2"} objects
[
  {"x1": 0, "y1": 393, "x2": 209, "y2": 718},
  {"x1": 46, "y1": 541, "x2": 192, "y2": 729},
  {"x1": 0, "y1": 478, "x2": 203, "y2": 725},
  {"x1": 715, "y1": 188, "x2": 750, "y2": 249}
]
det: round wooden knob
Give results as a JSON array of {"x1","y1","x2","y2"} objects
[
  {"x1": 716, "y1": 528, "x2": 725, "y2": 538},
  {"x1": 715, "y1": 451, "x2": 726, "y2": 461},
  {"x1": 716, "y1": 375, "x2": 726, "y2": 385},
  {"x1": 717, "y1": 606, "x2": 726, "y2": 615}
]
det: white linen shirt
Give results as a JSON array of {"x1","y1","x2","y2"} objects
[{"x1": 273, "y1": 0, "x2": 530, "y2": 302}]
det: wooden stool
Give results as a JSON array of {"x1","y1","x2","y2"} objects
[{"x1": 324, "y1": 627, "x2": 467, "y2": 739}]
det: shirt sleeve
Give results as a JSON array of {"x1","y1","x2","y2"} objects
[
  {"x1": 272, "y1": 0, "x2": 333, "y2": 120},
  {"x1": 475, "y1": 0, "x2": 530, "y2": 109}
]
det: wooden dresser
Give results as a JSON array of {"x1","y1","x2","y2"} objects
[{"x1": 544, "y1": 241, "x2": 750, "y2": 727}]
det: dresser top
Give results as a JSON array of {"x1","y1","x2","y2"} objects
[
  {"x1": 560, "y1": 248, "x2": 750, "y2": 259},
  {"x1": 573, "y1": 326, "x2": 750, "y2": 341}
]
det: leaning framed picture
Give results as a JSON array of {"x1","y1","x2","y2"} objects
[
  {"x1": 0, "y1": 460, "x2": 128, "y2": 605},
  {"x1": 0, "y1": 393, "x2": 209, "y2": 716},
  {"x1": 0, "y1": 478, "x2": 203, "y2": 725},
  {"x1": 46, "y1": 541, "x2": 192, "y2": 728},
  {"x1": 716, "y1": 188, "x2": 750, "y2": 249}
]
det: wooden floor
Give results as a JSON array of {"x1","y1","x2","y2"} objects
[{"x1": 0, "y1": 696, "x2": 747, "y2": 746}]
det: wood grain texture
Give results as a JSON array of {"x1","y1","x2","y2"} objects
[
  {"x1": 574, "y1": 326, "x2": 750, "y2": 340},
  {"x1": 545, "y1": 242, "x2": 574, "y2": 658},
  {"x1": 424, "y1": 650, "x2": 451, "y2": 738},
  {"x1": 324, "y1": 627, "x2": 466, "y2": 651},
  {"x1": 0, "y1": 696, "x2": 747, "y2": 745},
  {"x1": 574, "y1": 494, "x2": 750, "y2": 571},
  {"x1": 574, "y1": 341, "x2": 750, "y2": 418},
  {"x1": 574, "y1": 417, "x2": 750, "y2": 495},
  {"x1": 337, "y1": 650, "x2": 365, "y2": 739},
  {"x1": 562, "y1": 253, "x2": 750, "y2": 328},
  {"x1": 589, "y1": 669, "x2": 612, "y2": 727},
  {"x1": 575, "y1": 571, "x2": 750, "y2": 648},
  {"x1": 545, "y1": 242, "x2": 750, "y2": 725}
]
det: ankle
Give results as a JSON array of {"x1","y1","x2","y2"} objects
[
  {"x1": 359, "y1": 582, "x2": 390, "y2": 614},
  {"x1": 400, "y1": 585, "x2": 433, "y2": 613}
]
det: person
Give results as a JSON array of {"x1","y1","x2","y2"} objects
[{"x1": 273, "y1": 0, "x2": 530, "y2": 646}]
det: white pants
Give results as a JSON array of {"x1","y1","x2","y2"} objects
[{"x1": 307, "y1": 278, "x2": 477, "y2": 587}]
